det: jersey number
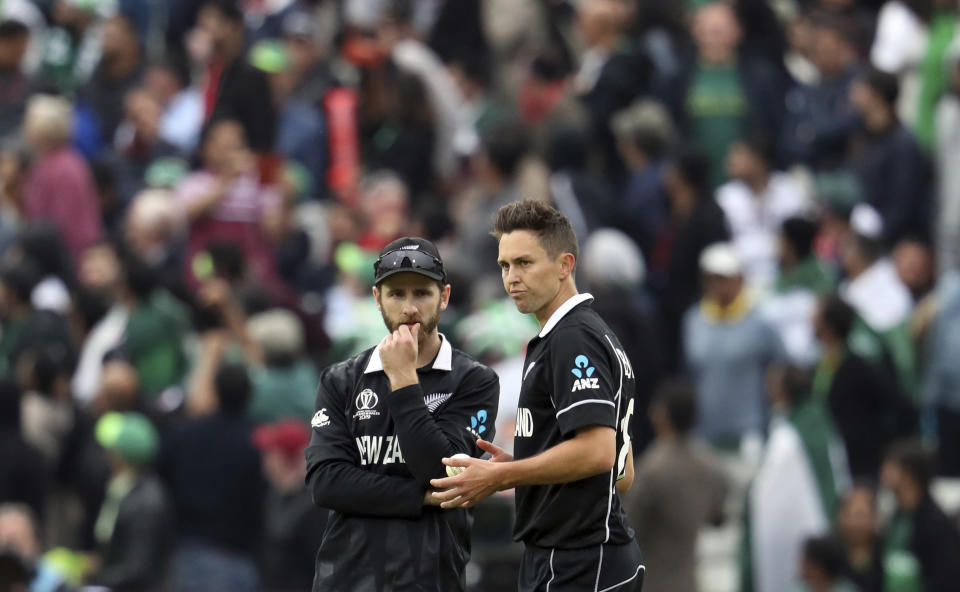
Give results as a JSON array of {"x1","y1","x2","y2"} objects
[{"x1": 616, "y1": 397, "x2": 635, "y2": 480}]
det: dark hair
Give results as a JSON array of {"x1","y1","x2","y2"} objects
[
  {"x1": 672, "y1": 147, "x2": 711, "y2": 201},
  {"x1": 480, "y1": 117, "x2": 530, "y2": 179},
  {"x1": 17, "y1": 223, "x2": 74, "y2": 286},
  {"x1": 215, "y1": 363, "x2": 251, "y2": 416},
  {"x1": 781, "y1": 217, "x2": 819, "y2": 261},
  {"x1": 492, "y1": 199, "x2": 579, "y2": 261},
  {"x1": 736, "y1": 134, "x2": 776, "y2": 169},
  {"x1": 384, "y1": 0, "x2": 415, "y2": 26},
  {"x1": 0, "y1": 19, "x2": 29, "y2": 40},
  {"x1": 207, "y1": 241, "x2": 246, "y2": 282},
  {"x1": 200, "y1": 0, "x2": 244, "y2": 24},
  {"x1": 820, "y1": 293, "x2": 856, "y2": 340},
  {"x1": 0, "y1": 257, "x2": 42, "y2": 305},
  {"x1": 860, "y1": 66, "x2": 900, "y2": 109},
  {"x1": 885, "y1": 439, "x2": 935, "y2": 492},
  {"x1": 652, "y1": 380, "x2": 697, "y2": 434},
  {"x1": 803, "y1": 536, "x2": 849, "y2": 579}
]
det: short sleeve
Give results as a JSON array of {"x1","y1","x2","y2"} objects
[{"x1": 548, "y1": 326, "x2": 619, "y2": 437}]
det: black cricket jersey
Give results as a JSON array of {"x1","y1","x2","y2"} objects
[
  {"x1": 304, "y1": 335, "x2": 499, "y2": 592},
  {"x1": 513, "y1": 294, "x2": 637, "y2": 549}
]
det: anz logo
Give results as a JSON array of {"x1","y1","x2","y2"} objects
[
  {"x1": 571, "y1": 355, "x2": 600, "y2": 392},
  {"x1": 466, "y1": 410, "x2": 488, "y2": 439}
]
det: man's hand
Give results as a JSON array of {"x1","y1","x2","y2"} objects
[
  {"x1": 380, "y1": 323, "x2": 420, "y2": 390},
  {"x1": 477, "y1": 439, "x2": 513, "y2": 462},
  {"x1": 429, "y1": 456, "x2": 506, "y2": 509}
]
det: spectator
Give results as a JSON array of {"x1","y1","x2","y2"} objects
[
  {"x1": 716, "y1": 136, "x2": 808, "y2": 291},
  {"x1": 35, "y1": 0, "x2": 107, "y2": 96},
  {"x1": 655, "y1": 2, "x2": 784, "y2": 187},
  {"x1": 611, "y1": 100, "x2": 675, "y2": 256},
  {"x1": 22, "y1": 95, "x2": 103, "y2": 265},
  {"x1": 623, "y1": 381, "x2": 726, "y2": 592},
  {"x1": 654, "y1": 148, "x2": 729, "y2": 374},
  {"x1": 781, "y1": 15, "x2": 861, "y2": 169},
  {"x1": 0, "y1": 503, "x2": 68, "y2": 592},
  {"x1": 115, "y1": 252, "x2": 189, "y2": 400},
  {"x1": 123, "y1": 189, "x2": 186, "y2": 300},
  {"x1": 0, "y1": 19, "x2": 31, "y2": 140},
  {"x1": 87, "y1": 411, "x2": 173, "y2": 592},
  {"x1": 107, "y1": 89, "x2": 182, "y2": 206},
  {"x1": 248, "y1": 39, "x2": 327, "y2": 194},
  {"x1": 880, "y1": 440, "x2": 960, "y2": 591},
  {"x1": 281, "y1": 8, "x2": 336, "y2": 107},
  {"x1": 12, "y1": 223, "x2": 75, "y2": 316},
  {"x1": 839, "y1": 207, "x2": 917, "y2": 394},
  {"x1": 893, "y1": 238, "x2": 935, "y2": 301},
  {"x1": 683, "y1": 242, "x2": 784, "y2": 447},
  {"x1": 0, "y1": 379, "x2": 47, "y2": 519},
  {"x1": 195, "y1": 0, "x2": 276, "y2": 152},
  {"x1": 143, "y1": 57, "x2": 203, "y2": 155},
  {"x1": 762, "y1": 216, "x2": 836, "y2": 365},
  {"x1": 574, "y1": 0, "x2": 652, "y2": 176},
  {"x1": 176, "y1": 118, "x2": 283, "y2": 292},
  {"x1": 252, "y1": 420, "x2": 326, "y2": 592},
  {"x1": 743, "y1": 365, "x2": 848, "y2": 592},
  {"x1": 245, "y1": 308, "x2": 318, "y2": 424},
  {"x1": 160, "y1": 363, "x2": 265, "y2": 592},
  {"x1": 0, "y1": 257, "x2": 71, "y2": 379},
  {"x1": 797, "y1": 535, "x2": 859, "y2": 592},
  {"x1": 837, "y1": 484, "x2": 883, "y2": 592},
  {"x1": 78, "y1": 12, "x2": 144, "y2": 149},
  {"x1": 849, "y1": 66, "x2": 932, "y2": 245},
  {"x1": 812, "y1": 294, "x2": 914, "y2": 479}
]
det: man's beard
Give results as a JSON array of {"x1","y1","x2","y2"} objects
[{"x1": 380, "y1": 302, "x2": 442, "y2": 344}]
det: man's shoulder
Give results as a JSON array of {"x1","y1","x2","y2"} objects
[{"x1": 449, "y1": 347, "x2": 499, "y2": 383}]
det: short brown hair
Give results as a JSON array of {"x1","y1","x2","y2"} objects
[{"x1": 492, "y1": 199, "x2": 579, "y2": 261}]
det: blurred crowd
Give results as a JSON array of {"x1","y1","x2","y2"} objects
[{"x1": 0, "y1": 0, "x2": 960, "y2": 591}]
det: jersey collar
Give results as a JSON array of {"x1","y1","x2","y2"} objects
[
  {"x1": 364, "y1": 333, "x2": 453, "y2": 374},
  {"x1": 537, "y1": 293, "x2": 594, "y2": 338}
]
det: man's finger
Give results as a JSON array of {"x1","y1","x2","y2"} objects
[
  {"x1": 431, "y1": 487, "x2": 463, "y2": 502},
  {"x1": 430, "y1": 475, "x2": 459, "y2": 489},
  {"x1": 442, "y1": 456, "x2": 473, "y2": 468},
  {"x1": 441, "y1": 496, "x2": 470, "y2": 509},
  {"x1": 411, "y1": 322, "x2": 420, "y2": 341},
  {"x1": 476, "y1": 439, "x2": 505, "y2": 456}
]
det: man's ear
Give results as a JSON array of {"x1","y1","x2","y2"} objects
[
  {"x1": 440, "y1": 284, "x2": 451, "y2": 311},
  {"x1": 558, "y1": 253, "x2": 576, "y2": 280},
  {"x1": 372, "y1": 285, "x2": 381, "y2": 311}
]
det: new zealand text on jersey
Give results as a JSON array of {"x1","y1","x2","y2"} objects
[{"x1": 356, "y1": 434, "x2": 406, "y2": 465}]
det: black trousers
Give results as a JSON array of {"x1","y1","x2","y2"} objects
[{"x1": 518, "y1": 541, "x2": 644, "y2": 592}]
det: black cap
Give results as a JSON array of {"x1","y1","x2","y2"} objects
[{"x1": 374, "y1": 237, "x2": 446, "y2": 285}]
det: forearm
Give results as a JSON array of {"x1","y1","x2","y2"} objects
[
  {"x1": 306, "y1": 459, "x2": 426, "y2": 518},
  {"x1": 185, "y1": 182, "x2": 228, "y2": 220},
  {"x1": 495, "y1": 431, "x2": 615, "y2": 489},
  {"x1": 384, "y1": 384, "x2": 460, "y2": 484}
]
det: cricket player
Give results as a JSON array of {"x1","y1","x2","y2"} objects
[
  {"x1": 305, "y1": 237, "x2": 500, "y2": 591},
  {"x1": 431, "y1": 200, "x2": 644, "y2": 591}
]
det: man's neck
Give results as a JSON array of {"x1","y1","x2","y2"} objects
[
  {"x1": 745, "y1": 171, "x2": 770, "y2": 195},
  {"x1": 898, "y1": 486, "x2": 923, "y2": 511},
  {"x1": 535, "y1": 282, "x2": 580, "y2": 328},
  {"x1": 417, "y1": 331, "x2": 442, "y2": 368},
  {"x1": 865, "y1": 109, "x2": 894, "y2": 134}
]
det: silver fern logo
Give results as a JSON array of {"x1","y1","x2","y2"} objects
[{"x1": 424, "y1": 392, "x2": 452, "y2": 412}]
